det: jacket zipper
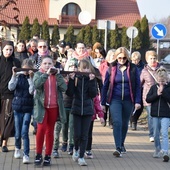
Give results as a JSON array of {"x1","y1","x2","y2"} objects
[
  {"x1": 47, "y1": 77, "x2": 51, "y2": 108},
  {"x1": 122, "y1": 73, "x2": 124, "y2": 100},
  {"x1": 158, "y1": 96, "x2": 161, "y2": 117},
  {"x1": 81, "y1": 77, "x2": 84, "y2": 116}
]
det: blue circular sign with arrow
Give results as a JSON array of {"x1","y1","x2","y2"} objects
[{"x1": 151, "y1": 23, "x2": 167, "y2": 39}]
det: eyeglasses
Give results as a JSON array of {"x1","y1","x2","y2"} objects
[
  {"x1": 38, "y1": 45, "x2": 47, "y2": 48},
  {"x1": 118, "y1": 57, "x2": 127, "y2": 60}
]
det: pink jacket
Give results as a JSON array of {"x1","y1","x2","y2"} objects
[
  {"x1": 92, "y1": 95, "x2": 104, "y2": 121},
  {"x1": 98, "y1": 60, "x2": 109, "y2": 83}
]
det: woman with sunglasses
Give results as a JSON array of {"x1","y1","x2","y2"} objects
[
  {"x1": 101, "y1": 47, "x2": 141, "y2": 157},
  {"x1": 30, "y1": 39, "x2": 50, "y2": 69}
]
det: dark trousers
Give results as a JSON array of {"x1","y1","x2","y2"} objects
[
  {"x1": 73, "y1": 114, "x2": 92, "y2": 158},
  {"x1": 130, "y1": 105, "x2": 144, "y2": 123},
  {"x1": 86, "y1": 121, "x2": 94, "y2": 151}
]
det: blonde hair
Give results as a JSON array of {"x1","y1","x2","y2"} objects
[
  {"x1": 78, "y1": 59, "x2": 95, "y2": 74},
  {"x1": 105, "y1": 49, "x2": 116, "y2": 63},
  {"x1": 156, "y1": 66, "x2": 169, "y2": 82},
  {"x1": 131, "y1": 51, "x2": 141, "y2": 61},
  {"x1": 114, "y1": 47, "x2": 130, "y2": 61},
  {"x1": 145, "y1": 50, "x2": 157, "y2": 61},
  {"x1": 22, "y1": 58, "x2": 34, "y2": 69}
]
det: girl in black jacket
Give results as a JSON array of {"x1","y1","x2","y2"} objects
[
  {"x1": 146, "y1": 67, "x2": 170, "y2": 162},
  {"x1": 66, "y1": 59, "x2": 97, "y2": 166}
]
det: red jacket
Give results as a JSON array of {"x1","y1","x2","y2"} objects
[{"x1": 92, "y1": 95, "x2": 104, "y2": 121}]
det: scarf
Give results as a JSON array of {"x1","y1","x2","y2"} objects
[
  {"x1": 72, "y1": 51, "x2": 89, "y2": 60},
  {"x1": 38, "y1": 50, "x2": 49, "y2": 57}
]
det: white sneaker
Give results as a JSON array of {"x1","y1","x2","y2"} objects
[
  {"x1": 153, "y1": 150, "x2": 161, "y2": 158},
  {"x1": 72, "y1": 150, "x2": 79, "y2": 162},
  {"x1": 23, "y1": 155, "x2": 30, "y2": 164},
  {"x1": 78, "y1": 158, "x2": 87, "y2": 166},
  {"x1": 14, "y1": 148, "x2": 21, "y2": 159},
  {"x1": 150, "y1": 137, "x2": 154, "y2": 142}
]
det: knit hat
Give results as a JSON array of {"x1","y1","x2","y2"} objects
[
  {"x1": 1, "y1": 40, "x2": 14, "y2": 50},
  {"x1": 68, "y1": 58, "x2": 78, "y2": 67}
]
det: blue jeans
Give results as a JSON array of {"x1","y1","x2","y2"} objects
[
  {"x1": 153, "y1": 117, "x2": 170, "y2": 152},
  {"x1": 14, "y1": 111, "x2": 31, "y2": 156},
  {"x1": 145, "y1": 106, "x2": 154, "y2": 138},
  {"x1": 109, "y1": 99, "x2": 133, "y2": 149}
]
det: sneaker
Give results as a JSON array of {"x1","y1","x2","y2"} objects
[
  {"x1": 23, "y1": 155, "x2": 30, "y2": 164},
  {"x1": 72, "y1": 149, "x2": 79, "y2": 162},
  {"x1": 14, "y1": 148, "x2": 21, "y2": 159},
  {"x1": 61, "y1": 143, "x2": 67, "y2": 152},
  {"x1": 163, "y1": 152, "x2": 169, "y2": 162},
  {"x1": 78, "y1": 158, "x2": 87, "y2": 166},
  {"x1": 43, "y1": 155, "x2": 51, "y2": 166},
  {"x1": 121, "y1": 144, "x2": 127, "y2": 154},
  {"x1": 113, "y1": 147, "x2": 122, "y2": 157},
  {"x1": 85, "y1": 150, "x2": 93, "y2": 159},
  {"x1": 34, "y1": 154, "x2": 43, "y2": 165},
  {"x1": 150, "y1": 137, "x2": 154, "y2": 142},
  {"x1": 53, "y1": 149, "x2": 59, "y2": 158},
  {"x1": 153, "y1": 150, "x2": 161, "y2": 158},
  {"x1": 68, "y1": 145, "x2": 74, "y2": 155},
  {"x1": 2, "y1": 146, "x2": 8, "y2": 152}
]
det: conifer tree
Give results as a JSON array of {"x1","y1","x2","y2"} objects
[
  {"x1": 84, "y1": 25, "x2": 92, "y2": 45},
  {"x1": 133, "y1": 20, "x2": 143, "y2": 50},
  {"x1": 92, "y1": 25, "x2": 100, "y2": 45},
  {"x1": 109, "y1": 24, "x2": 121, "y2": 49},
  {"x1": 51, "y1": 24, "x2": 60, "y2": 45},
  {"x1": 31, "y1": 18, "x2": 40, "y2": 38},
  {"x1": 41, "y1": 20, "x2": 50, "y2": 45},
  {"x1": 65, "y1": 25, "x2": 74, "y2": 44},
  {"x1": 141, "y1": 15, "x2": 150, "y2": 49},
  {"x1": 76, "y1": 27, "x2": 85, "y2": 43},
  {"x1": 121, "y1": 26, "x2": 129, "y2": 49},
  {"x1": 19, "y1": 16, "x2": 31, "y2": 41}
]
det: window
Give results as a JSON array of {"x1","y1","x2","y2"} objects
[{"x1": 62, "y1": 3, "x2": 81, "y2": 16}]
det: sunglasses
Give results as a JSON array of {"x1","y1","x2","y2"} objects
[
  {"x1": 118, "y1": 57, "x2": 127, "y2": 60},
  {"x1": 38, "y1": 45, "x2": 47, "y2": 48}
]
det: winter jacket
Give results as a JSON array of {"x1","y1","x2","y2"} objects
[
  {"x1": 101, "y1": 60, "x2": 141, "y2": 105},
  {"x1": 146, "y1": 83, "x2": 170, "y2": 118},
  {"x1": 14, "y1": 51, "x2": 28, "y2": 64},
  {"x1": 92, "y1": 95, "x2": 104, "y2": 120},
  {"x1": 0, "y1": 55, "x2": 21, "y2": 99},
  {"x1": 140, "y1": 64, "x2": 160, "y2": 106},
  {"x1": 33, "y1": 71, "x2": 67, "y2": 123},
  {"x1": 8, "y1": 73, "x2": 34, "y2": 113},
  {"x1": 66, "y1": 75, "x2": 98, "y2": 116}
]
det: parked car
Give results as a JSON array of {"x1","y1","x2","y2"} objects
[{"x1": 160, "y1": 54, "x2": 170, "y2": 64}]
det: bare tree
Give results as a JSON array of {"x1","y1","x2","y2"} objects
[{"x1": 0, "y1": 0, "x2": 19, "y2": 28}]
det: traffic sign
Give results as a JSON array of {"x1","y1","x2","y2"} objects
[
  {"x1": 78, "y1": 11, "x2": 92, "y2": 25},
  {"x1": 126, "y1": 26, "x2": 138, "y2": 38},
  {"x1": 151, "y1": 23, "x2": 167, "y2": 39}
]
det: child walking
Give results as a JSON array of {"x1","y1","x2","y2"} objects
[
  {"x1": 8, "y1": 59, "x2": 34, "y2": 164},
  {"x1": 146, "y1": 66, "x2": 170, "y2": 162},
  {"x1": 33, "y1": 56, "x2": 67, "y2": 166},
  {"x1": 66, "y1": 59, "x2": 98, "y2": 166}
]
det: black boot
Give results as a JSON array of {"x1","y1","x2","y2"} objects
[{"x1": 132, "y1": 122, "x2": 137, "y2": 130}]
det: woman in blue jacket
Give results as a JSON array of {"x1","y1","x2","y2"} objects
[{"x1": 101, "y1": 47, "x2": 141, "y2": 157}]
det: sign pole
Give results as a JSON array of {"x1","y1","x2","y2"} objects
[
  {"x1": 104, "y1": 20, "x2": 108, "y2": 51},
  {"x1": 129, "y1": 29, "x2": 134, "y2": 55},
  {"x1": 156, "y1": 39, "x2": 159, "y2": 55}
]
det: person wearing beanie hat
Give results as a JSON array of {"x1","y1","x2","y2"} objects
[{"x1": 0, "y1": 40, "x2": 21, "y2": 152}]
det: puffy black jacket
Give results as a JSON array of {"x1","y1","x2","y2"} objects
[
  {"x1": 66, "y1": 75, "x2": 97, "y2": 116},
  {"x1": 12, "y1": 74, "x2": 33, "y2": 113},
  {"x1": 146, "y1": 83, "x2": 170, "y2": 118}
]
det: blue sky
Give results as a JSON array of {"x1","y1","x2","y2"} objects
[{"x1": 137, "y1": 0, "x2": 170, "y2": 22}]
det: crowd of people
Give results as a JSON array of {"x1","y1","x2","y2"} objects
[{"x1": 0, "y1": 36, "x2": 170, "y2": 167}]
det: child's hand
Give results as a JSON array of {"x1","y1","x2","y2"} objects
[
  {"x1": 28, "y1": 70, "x2": 34, "y2": 78},
  {"x1": 69, "y1": 72, "x2": 75, "y2": 79},
  {"x1": 100, "y1": 118, "x2": 105, "y2": 124},
  {"x1": 89, "y1": 73, "x2": 95, "y2": 80},
  {"x1": 157, "y1": 86, "x2": 163, "y2": 95},
  {"x1": 12, "y1": 67, "x2": 17, "y2": 76}
]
